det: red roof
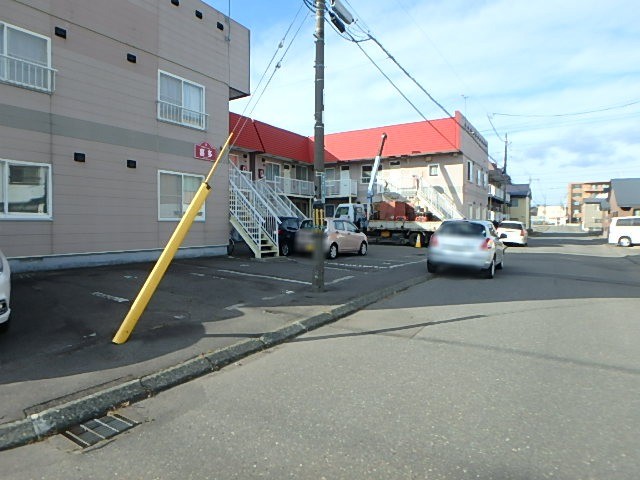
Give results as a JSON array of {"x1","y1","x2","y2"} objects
[
  {"x1": 229, "y1": 112, "x2": 264, "y2": 152},
  {"x1": 323, "y1": 118, "x2": 460, "y2": 161},
  {"x1": 229, "y1": 113, "x2": 462, "y2": 164},
  {"x1": 253, "y1": 120, "x2": 313, "y2": 163}
]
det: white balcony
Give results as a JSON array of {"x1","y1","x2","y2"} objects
[
  {"x1": 0, "y1": 54, "x2": 56, "y2": 93},
  {"x1": 157, "y1": 100, "x2": 208, "y2": 130},
  {"x1": 272, "y1": 176, "x2": 314, "y2": 197},
  {"x1": 326, "y1": 179, "x2": 357, "y2": 198}
]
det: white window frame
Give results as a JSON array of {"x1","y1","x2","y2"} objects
[
  {"x1": 157, "y1": 169, "x2": 205, "y2": 222},
  {"x1": 429, "y1": 164, "x2": 439, "y2": 176},
  {"x1": 0, "y1": 21, "x2": 55, "y2": 93},
  {"x1": 157, "y1": 70, "x2": 207, "y2": 130},
  {"x1": 361, "y1": 165, "x2": 373, "y2": 184},
  {"x1": 0, "y1": 158, "x2": 52, "y2": 220}
]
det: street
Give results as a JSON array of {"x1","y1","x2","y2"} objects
[{"x1": 3, "y1": 230, "x2": 640, "y2": 479}]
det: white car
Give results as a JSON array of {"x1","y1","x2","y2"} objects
[
  {"x1": 0, "y1": 248, "x2": 11, "y2": 333},
  {"x1": 427, "y1": 220, "x2": 506, "y2": 279},
  {"x1": 608, "y1": 216, "x2": 640, "y2": 247},
  {"x1": 497, "y1": 221, "x2": 528, "y2": 246}
]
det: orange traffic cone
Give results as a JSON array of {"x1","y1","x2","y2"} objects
[{"x1": 415, "y1": 234, "x2": 422, "y2": 248}]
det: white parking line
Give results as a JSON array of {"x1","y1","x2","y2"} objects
[
  {"x1": 92, "y1": 292, "x2": 129, "y2": 303},
  {"x1": 218, "y1": 269, "x2": 311, "y2": 285}
]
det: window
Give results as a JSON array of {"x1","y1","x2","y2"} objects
[
  {"x1": 361, "y1": 165, "x2": 372, "y2": 184},
  {"x1": 429, "y1": 164, "x2": 439, "y2": 176},
  {"x1": 0, "y1": 159, "x2": 51, "y2": 218},
  {"x1": 265, "y1": 162, "x2": 280, "y2": 181},
  {"x1": 158, "y1": 170, "x2": 204, "y2": 221},
  {"x1": 467, "y1": 161, "x2": 473, "y2": 182},
  {"x1": 511, "y1": 198, "x2": 519, "y2": 207},
  {"x1": 295, "y1": 165, "x2": 308, "y2": 181},
  {"x1": 0, "y1": 21, "x2": 54, "y2": 92},
  {"x1": 633, "y1": 209, "x2": 640, "y2": 216},
  {"x1": 158, "y1": 71, "x2": 206, "y2": 130}
]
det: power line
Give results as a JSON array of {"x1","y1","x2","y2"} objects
[{"x1": 492, "y1": 99, "x2": 640, "y2": 118}]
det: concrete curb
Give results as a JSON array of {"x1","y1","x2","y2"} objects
[{"x1": 0, "y1": 274, "x2": 428, "y2": 451}]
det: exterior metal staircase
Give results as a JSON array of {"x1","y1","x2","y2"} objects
[{"x1": 228, "y1": 161, "x2": 307, "y2": 258}]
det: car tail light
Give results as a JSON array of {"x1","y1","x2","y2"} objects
[
  {"x1": 480, "y1": 238, "x2": 494, "y2": 250},
  {"x1": 520, "y1": 229, "x2": 525, "y2": 237},
  {"x1": 429, "y1": 235, "x2": 438, "y2": 247}
]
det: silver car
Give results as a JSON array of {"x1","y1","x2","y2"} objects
[
  {"x1": 296, "y1": 218, "x2": 368, "y2": 259},
  {"x1": 0, "y1": 248, "x2": 11, "y2": 333},
  {"x1": 427, "y1": 220, "x2": 506, "y2": 278}
]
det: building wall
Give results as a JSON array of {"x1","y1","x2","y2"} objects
[
  {"x1": 582, "y1": 203, "x2": 604, "y2": 232},
  {"x1": 509, "y1": 196, "x2": 531, "y2": 229},
  {"x1": 567, "y1": 181, "x2": 609, "y2": 223},
  {"x1": 1, "y1": 0, "x2": 249, "y2": 264}
]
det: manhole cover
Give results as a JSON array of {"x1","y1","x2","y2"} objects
[{"x1": 62, "y1": 413, "x2": 137, "y2": 448}]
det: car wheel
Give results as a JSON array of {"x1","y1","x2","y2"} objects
[
  {"x1": 496, "y1": 254, "x2": 504, "y2": 270},
  {"x1": 618, "y1": 236, "x2": 632, "y2": 247},
  {"x1": 483, "y1": 258, "x2": 495, "y2": 279},
  {"x1": 427, "y1": 261, "x2": 438, "y2": 274},
  {"x1": 327, "y1": 243, "x2": 339, "y2": 260},
  {"x1": 0, "y1": 319, "x2": 10, "y2": 334},
  {"x1": 280, "y1": 242, "x2": 291, "y2": 256},
  {"x1": 358, "y1": 242, "x2": 367, "y2": 256}
]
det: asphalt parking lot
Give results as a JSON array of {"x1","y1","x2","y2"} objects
[{"x1": 0, "y1": 243, "x2": 429, "y2": 433}]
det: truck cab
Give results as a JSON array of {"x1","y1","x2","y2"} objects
[{"x1": 334, "y1": 203, "x2": 367, "y2": 230}]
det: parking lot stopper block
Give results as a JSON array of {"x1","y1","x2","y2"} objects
[
  {"x1": 35, "y1": 380, "x2": 148, "y2": 439},
  {"x1": 0, "y1": 419, "x2": 37, "y2": 452},
  {"x1": 260, "y1": 322, "x2": 307, "y2": 349},
  {"x1": 204, "y1": 339, "x2": 264, "y2": 370},
  {"x1": 140, "y1": 357, "x2": 213, "y2": 393}
]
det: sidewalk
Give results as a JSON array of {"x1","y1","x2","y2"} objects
[{"x1": 0, "y1": 244, "x2": 429, "y2": 450}]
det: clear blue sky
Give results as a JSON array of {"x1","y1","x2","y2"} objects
[{"x1": 204, "y1": 0, "x2": 640, "y2": 206}]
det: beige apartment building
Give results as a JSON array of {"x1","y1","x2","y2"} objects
[
  {"x1": 567, "y1": 181, "x2": 610, "y2": 224},
  {"x1": 1, "y1": 0, "x2": 249, "y2": 271}
]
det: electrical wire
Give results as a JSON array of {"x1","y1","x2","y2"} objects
[
  {"x1": 230, "y1": 4, "x2": 309, "y2": 142},
  {"x1": 492, "y1": 99, "x2": 640, "y2": 118}
]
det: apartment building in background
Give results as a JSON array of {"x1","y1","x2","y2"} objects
[
  {"x1": 1, "y1": 0, "x2": 249, "y2": 270},
  {"x1": 566, "y1": 181, "x2": 610, "y2": 224}
]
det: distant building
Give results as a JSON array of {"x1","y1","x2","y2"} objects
[
  {"x1": 507, "y1": 184, "x2": 532, "y2": 229},
  {"x1": 604, "y1": 178, "x2": 640, "y2": 235},
  {"x1": 582, "y1": 198, "x2": 607, "y2": 233},
  {"x1": 533, "y1": 205, "x2": 567, "y2": 225},
  {"x1": 566, "y1": 181, "x2": 610, "y2": 224}
]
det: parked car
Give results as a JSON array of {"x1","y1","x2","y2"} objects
[
  {"x1": 497, "y1": 220, "x2": 528, "y2": 246},
  {"x1": 608, "y1": 216, "x2": 640, "y2": 247},
  {"x1": 0, "y1": 248, "x2": 11, "y2": 333},
  {"x1": 277, "y1": 216, "x2": 303, "y2": 256},
  {"x1": 427, "y1": 219, "x2": 506, "y2": 279},
  {"x1": 296, "y1": 218, "x2": 368, "y2": 259}
]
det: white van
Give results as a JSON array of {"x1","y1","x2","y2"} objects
[{"x1": 608, "y1": 216, "x2": 640, "y2": 247}]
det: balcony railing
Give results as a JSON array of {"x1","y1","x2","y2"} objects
[
  {"x1": 0, "y1": 54, "x2": 56, "y2": 93},
  {"x1": 271, "y1": 176, "x2": 314, "y2": 197},
  {"x1": 326, "y1": 179, "x2": 357, "y2": 198},
  {"x1": 157, "y1": 100, "x2": 208, "y2": 130}
]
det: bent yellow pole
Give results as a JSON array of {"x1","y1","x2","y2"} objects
[{"x1": 112, "y1": 133, "x2": 233, "y2": 344}]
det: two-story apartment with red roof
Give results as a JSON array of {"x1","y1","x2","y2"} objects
[{"x1": 230, "y1": 111, "x2": 491, "y2": 222}]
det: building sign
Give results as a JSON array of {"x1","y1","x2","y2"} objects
[
  {"x1": 194, "y1": 142, "x2": 217, "y2": 161},
  {"x1": 462, "y1": 119, "x2": 488, "y2": 150}
]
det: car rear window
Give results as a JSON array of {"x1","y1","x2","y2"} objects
[
  {"x1": 499, "y1": 222, "x2": 523, "y2": 230},
  {"x1": 438, "y1": 222, "x2": 486, "y2": 237}
]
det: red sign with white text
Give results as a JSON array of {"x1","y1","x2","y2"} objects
[{"x1": 194, "y1": 142, "x2": 216, "y2": 161}]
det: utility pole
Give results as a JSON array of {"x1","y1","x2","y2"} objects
[
  {"x1": 312, "y1": 0, "x2": 326, "y2": 291},
  {"x1": 502, "y1": 133, "x2": 508, "y2": 220}
]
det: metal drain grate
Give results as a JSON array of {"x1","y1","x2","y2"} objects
[{"x1": 62, "y1": 413, "x2": 137, "y2": 448}]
